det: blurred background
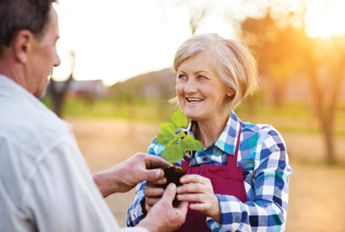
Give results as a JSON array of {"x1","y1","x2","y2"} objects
[{"x1": 43, "y1": 0, "x2": 345, "y2": 231}]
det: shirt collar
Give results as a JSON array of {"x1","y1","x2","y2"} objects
[
  {"x1": 185, "y1": 110, "x2": 242, "y2": 156},
  {"x1": 0, "y1": 74, "x2": 33, "y2": 98}
]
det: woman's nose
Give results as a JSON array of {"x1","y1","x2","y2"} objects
[{"x1": 184, "y1": 79, "x2": 197, "y2": 93}]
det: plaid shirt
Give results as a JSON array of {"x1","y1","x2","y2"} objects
[{"x1": 127, "y1": 111, "x2": 292, "y2": 232}]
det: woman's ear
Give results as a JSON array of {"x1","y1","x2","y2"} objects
[
  {"x1": 226, "y1": 88, "x2": 235, "y2": 97},
  {"x1": 12, "y1": 30, "x2": 33, "y2": 63}
]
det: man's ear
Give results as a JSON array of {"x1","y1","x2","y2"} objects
[{"x1": 12, "y1": 30, "x2": 33, "y2": 63}]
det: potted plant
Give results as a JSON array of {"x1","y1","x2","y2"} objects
[{"x1": 155, "y1": 109, "x2": 202, "y2": 188}]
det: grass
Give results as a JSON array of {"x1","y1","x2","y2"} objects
[
  {"x1": 41, "y1": 97, "x2": 175, "y2": 122},
  {"x1": 236, "y1": 100, "x2": 345, "y2": 136},
  {"x1": 41, "y1": 96, "x2": 345, "y2": 137}
]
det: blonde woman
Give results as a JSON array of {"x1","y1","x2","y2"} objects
[{"x1": 127, "y1": 33, "x2": 292, "y2": 232}]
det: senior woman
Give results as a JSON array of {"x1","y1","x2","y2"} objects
[{"x1": 127, "y1": 33, "x2": 292, "y2": 232}]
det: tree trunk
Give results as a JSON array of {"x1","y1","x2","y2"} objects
[
  {"x1": 321, "y1": 116, "x2": 335, "y2": 162},
  {"x1": 49, "y1": 74, "x2": 73, "y2": 118},
  {"x1": 307, "y1": 51, "x2": 345, "y2": 163}
]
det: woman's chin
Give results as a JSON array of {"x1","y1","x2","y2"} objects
[
  {"x1": 181, "y1": 106, "x2": 204, "y2": 121},
  {"x1": 183, "y1": 112, "x2": 200, "y2": 121}
]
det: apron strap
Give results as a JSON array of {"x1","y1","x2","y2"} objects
[{"x1": 181, "y1": 156, "x2": 190, "y2": 169}]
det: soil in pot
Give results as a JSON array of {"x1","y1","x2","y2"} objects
[{"x1": 162, "y1": 166, "x2": 187, "y2": 206}]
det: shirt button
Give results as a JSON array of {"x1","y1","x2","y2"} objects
[{"x1": 203, "y1": 157, "x2": 208, "y2": 162}]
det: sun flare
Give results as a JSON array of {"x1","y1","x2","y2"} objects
[{"x1": 305, "y1": 0, "x2": 345, "y2": 38}]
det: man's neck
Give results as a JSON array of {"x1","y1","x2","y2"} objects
[{"x1": 0, "y1": 57, "x2": 29, "y2": 93}]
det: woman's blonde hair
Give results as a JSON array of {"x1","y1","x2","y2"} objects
[{"x1": 172, "y1": 33, "x2": 259, "y2": 110}]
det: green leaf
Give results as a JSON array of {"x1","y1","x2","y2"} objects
[
  {"x1": 155, "y1": 133, "x2": 169, "y2": 145},
  {"x1": 161, "y1": 146, "x2": 185, "y2": 164},
  {"x1": 155, "y1": 109, "x2": 202, "y2": 164},
  {"x1": 171, "y1": 109, "x2": 189, "y2": 128},
  {"x1": 160, "y1": 123, "x2": 177, "y2": 135},
  {"x1": 167, "y1": 135, "x2": 180, "y2": 146},
  {"x1": 194, "y1": 140, "x2": 202, "y2": 150},
  {"x1": 180, "y1": 135, "x2": 202, "y2": 151},
  {"x1": 177, "y1": 130, "x2": 186, "y2": 138}
]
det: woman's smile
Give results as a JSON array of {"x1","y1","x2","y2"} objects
[{"x1": 186, "y1": 97, "x2": 203, "y2": 103}]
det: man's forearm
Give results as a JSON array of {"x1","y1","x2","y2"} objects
[{"x1": 93, "y1": 170, "x2": 118, "y2": 198}]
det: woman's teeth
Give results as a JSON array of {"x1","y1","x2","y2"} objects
[{"x1": 187, "y1": 98, "x2": 202, "y2": 103}]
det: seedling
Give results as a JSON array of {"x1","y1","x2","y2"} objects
[
  {"x1": 156, "y1": 109, "x2": 202, "y2": 164},
  {"x1": 155, "y1": 109, "x2": 202, "y2": 204}
]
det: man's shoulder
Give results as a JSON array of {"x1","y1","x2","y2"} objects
[{"x1": 0, "y1": 95, "x2": 72, "y2": 156}]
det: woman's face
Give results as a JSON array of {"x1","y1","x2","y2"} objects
[{"x1": 176, "y1": 52, "x2": 232, "y2": 123}]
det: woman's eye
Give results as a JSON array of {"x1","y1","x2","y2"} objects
[
  {"x1": 178, "y1": 75, "x2": 187, "y2": 80},
  {"x1": 198, "y1": 75, "x2": 207, "y2": 80}
]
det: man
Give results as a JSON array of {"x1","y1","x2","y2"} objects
[{"x1": 0, "y1": 0, "x2": 188, "y2": 231}]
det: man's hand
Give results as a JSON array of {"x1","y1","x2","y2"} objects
[
  {"x1": 143, "y1": 177, "x2": 167, "y2": 214},
  {"x1": 93, "y1": 153, "x2": 169, "y2": 197},
  {"x1": 138, "y1": 183, "x2": 188, "y2": 232}
]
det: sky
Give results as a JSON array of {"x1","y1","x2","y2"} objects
[
  {"x1": 52, "y1": 0, "x2": 345, "y2": 86},
  {"x1": 53, "y1": 0, "x2": 238, "y2": 86},
  {"x1": 304, "y1": 0, "x2": 345, "y2": 38}
]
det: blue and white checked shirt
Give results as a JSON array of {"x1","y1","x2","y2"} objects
[{"x1": 127, "y1": 111, "x2": 292, "y2": 232}]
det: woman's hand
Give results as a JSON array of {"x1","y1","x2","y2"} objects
[
  {"x1": 143, "y1": 177, "x2": 167, "y2": 213},
  {"x1": 176, "y1": 174, "x2": 221, "y2": 223}
]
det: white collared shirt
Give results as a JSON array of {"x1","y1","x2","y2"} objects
[{"x1": 0, "y1": 75, "x2": 147, "y2": 232}]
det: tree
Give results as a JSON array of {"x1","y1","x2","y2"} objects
[
  {"x1": 241, "y1": 13, "x2": 302, "y2": 106},
  {"x1": 239, "y1": 1, "x2": 345, "y2": 162},
  {"x1": 301, "y1": 37, "x2": 345, "y2": 162},
  {"x1": 156, "y1": 0, "x2": 212, "y2": 35},
  {"x1": 48, "y1": 50, "x2": 76, "y2": 118}
]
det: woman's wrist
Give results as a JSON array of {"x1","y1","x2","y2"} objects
[{"x1": 208, "y1": 195, "x2": 222, "y2": 223}]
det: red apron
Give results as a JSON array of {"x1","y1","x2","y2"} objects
[{"x1": 176, "y1": 128, "x2": 247, "y2": 232}]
